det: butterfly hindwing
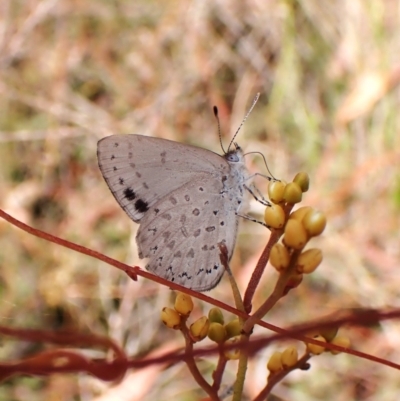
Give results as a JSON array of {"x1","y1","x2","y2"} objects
[{"x1": 137, "y1": 177, "x2": 241, "y2": 291}]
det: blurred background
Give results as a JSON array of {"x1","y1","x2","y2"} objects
[{"x1": 1, "y1": 0, "x2": 400, "y2": 400}]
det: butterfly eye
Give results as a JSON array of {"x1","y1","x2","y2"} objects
[{"x1": 225, "y1": 151, "x2": 240, "y2": 163}]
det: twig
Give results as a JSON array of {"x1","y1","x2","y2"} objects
[
  {"x1": 212, "y1": 345, "x2": 228, "y2": 391},
  {"x1": 243, "y1": 204, "x2": 294, "y2": 313},
  {"x1": 253, "y1": 353, "x2": 311, "y2": 401},
  {"x1": 180, "y1": 320, "x2": 220, "y2": 401},
  {"x1": 243, "y1": 250, "x2": 301, "y2": 334}
]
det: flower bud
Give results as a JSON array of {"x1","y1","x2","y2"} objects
[
  {"x1": 283, "y1": 219, "x2": 308, "y2": 249},
  {"x1": 190, "y1": 316, "x2": 210, "y2": 342},
  {"x1": 224, "y1": 336, "x2": 241, "y2": 360},
  {"x1": 267, "y1": 351, "x2": 283, "y2": 373},
  {"x1": 330, "y1": 335, "x2": 351, "y2": 355},
  {"x1": 283, "y1": 182, "x2": 303, "y2": 204},
  {"x1": 208, "y1": 307, "x2": 224, "y2": 324},
  {"x1": 225, "y1": 318, "x2": 242, "y2": 339},
  {"x1": 306, "y1": 335, "x2": 326, "y2": 355},
  {"x1": 296, "y1": 248, "x2": 323, "y2": 274},
  {"x1": 303, "y1": 209, "x2": 326, "y2": 237},
  {"x1": 270, "y1": 243, "x2": 290, "y2": 271},
  {"x1": 289, "y1": 206, "x2": 313, "y2": 222},
  {"x1": 264, "y1": 204, "x2": 285, "y2": 229},
  {"x1": 293, "y1": 172, "x2": 309, "y2": 192},
  {"x1": 281, "y1": 346, "x2": 298, "y2": 368},
  {"x1": 319, "y1": 326, "x2": 339, "y2": 342},
  {"x1": 161, "y1": 307, "x2": 181, "y2": 329},
  {"x1": 174, "y1": 292, "x2": 194, "y2": 316},
  {"x1": 208, "y1": 322, "x2": 227, "y2": 343},
  {"x1": 268, "y1": 181, "x2": 286, "y2": 203}
]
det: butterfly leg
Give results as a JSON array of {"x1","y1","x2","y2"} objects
[
  {"x1": 236, "y1": 212, "x2": 270, "y2": 229},
  {"x1": 243, "y1": 184, "x2": 271, "y2": 207}
]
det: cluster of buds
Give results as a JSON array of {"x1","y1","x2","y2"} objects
[
  {"x1": 305, "y1": 327, "x2": 351, "y2": 355},
  {"x1": 161, "y1": 292, "x2": 242, "y2": 359},
  {"x1": 267, "y1": 346, "x2": 299, "y2": 373},
  {"x1": 265, "y1": 173, "x2": 326, "y2": 289},
  {"x1": 161, "y1": 297, "x2": 243, "y2": 360},
  {"x1": 207, "y1": 307, "x2": 242, "y2": 359},
  {"x1": 160, "y1": 292, "x2": 194, "y2": 329}
]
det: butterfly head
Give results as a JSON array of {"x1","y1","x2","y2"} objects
[{"x1": 225, "y1": 142, "x2": 244, "y2": 162}]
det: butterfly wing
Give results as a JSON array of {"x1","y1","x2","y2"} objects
[
  {"x1": 97, "y1": 134, "x2": 245, "y2": 291},
  {"x1": 97, "y1": 135, "x2": 231, "y2": 222},
  {"x1": 137, "y1": 174, "x2": 242, "y2": 291}
]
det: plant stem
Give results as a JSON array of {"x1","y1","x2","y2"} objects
[
  {"x1": 243, "y1": 204, "x2": 294, "y2": 313},
  {"x1": 232, "y1": 333, "x2": 249, "y2": 401},
  {"x1": 253, "y1": 353, "x2": 311, "y2": 401},
  {"x1": 180, "y1": 320, "x2": 220, "y2": 401},
  {"x1": 243, "y1": 250, "x2": 301, "y2": 334},
  {"x1": 212, "y1": 344, "x2": 227, "y2": 391}
]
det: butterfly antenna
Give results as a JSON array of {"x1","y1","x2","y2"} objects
[
  {"x1": 228, "y1": 92, "x2": 260, "y2": 152},
  {"x1": 245, "y1": 151, "x2": 278, "y2": 181},
  {"x1": 213, "y1": 105, "x2": 226, "y2": 154}
]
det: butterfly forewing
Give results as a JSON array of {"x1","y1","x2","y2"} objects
[
  {"x1": 97, "y1": 135, "x2": 231, "y2": 222},
  {"x1": 97, "y1": 134, "x2": 248, "y2": 291}
]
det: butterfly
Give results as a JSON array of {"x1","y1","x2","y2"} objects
[
  {"x1": 97, "y1": 134, "x2": 248, "y2": 291},
  {"x1": 97, "y1": 95, "x2": 261, "y2": 291}
]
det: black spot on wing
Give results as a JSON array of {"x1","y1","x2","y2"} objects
[
  {"x1": 135, "y1": 199, "x2": 149, "y2": 213},
  {"x1": 124, "y1": 187, "x2": 136, "y2": 201}
]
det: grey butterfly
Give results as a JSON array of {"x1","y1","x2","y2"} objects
[{"x1": 97, "y1": 133, "x2": 250, "y2": 291}]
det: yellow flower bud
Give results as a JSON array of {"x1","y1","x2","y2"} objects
[
  {"x1": 268, "y1": 181, "x2": 286, "y2": 203},
  {"x1": 208, "y1": 307, "x2": 224, "y2": 324},
  {"x1": 306, "y1": 335, "x2": 326, "y2": 355},
  {"x1": 330, "y1": 335, "x2": 351, "y2": 355},
  {"x1": 264, "y1": 204, "x2": 285, "y2": 229},
  {"x1": 208, "y1": 322, "x2": 227, "y2": 343},
  {"x1": 283, "y1": 182, "x2": 303, "y2": 204},
  {"x1": 224, "y1": 336, "x2": 241, "y2": 360},
  {"x1": 161, "y1": 307, "x2": 181, "y2": 329},
  {"x1": 293, "y1": 172, "x2": 309, "y2": 192},
  {"x1": 270, "y1": 243, "x2": 290, "y2": 271},
  {"x1": 319, "y1": 326, "x2": 339, "y2": 342},
  {"x1": 283, "y1": 219, "x2": 308, "y2": 249},
  {"x1": 225, "y1": 318, "x2": 242, "y2": 339},
  {"x1": 267, "y1": 351, "x2": 283, "y2": 373},
  {"x1": 289, "y1": 206, "x2": 313, "y2": 222},
  {"x1": 296, "y1": 248, "x2": 323, "y2": 274},
  {"x1": 174, "y1": 292, "x2": 194, "y2": 316},
  {"x1": 303, "y1": 209, "x2": 326, "y2": 237},
  {"x1": 281, "y1": 346, "x2": 298, "y2": 368},
  {"x1": 190, "y1": 316, "x2": 210, "y2": 342}
]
